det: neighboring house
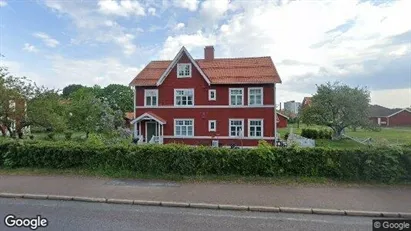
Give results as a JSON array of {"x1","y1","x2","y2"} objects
[
  {"x1": 369, "y1": 104, "x2": 411, "y2": 127},
  {"x1": 129, "y1": 46, "x2": 282, "y2": 147},
  {"x1": 284, "y1": 100, "x2": 301, "y2": 115},
  {"x1": 301, "y1": 97, "x2": 312, "y2": 109},
  {"x1": 124, "y1": 112, "x2": 134, "y2": 129},
  {"x1": 276, "y1": 111, "x2": 289, "y2": 128},
  {"x1": 0, "y1": 98, "x2": 28, "y2": 136}
]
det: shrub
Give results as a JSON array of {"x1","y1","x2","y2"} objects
[
  {"x1": 0, "y1": 140, "x2": 410, "y2": 183},
  {"x1": 284, "y1": 132, "x2": 290, "y2": 140},
  {"x1": 301, "y1": 128, "x2": 332, "y2": 140},
  {"x1": 46, "y1": 132, "x2": 55, "y2": 140},
  {"x1": 64, "y1": 131, "x2": 73, "y2": 140}
]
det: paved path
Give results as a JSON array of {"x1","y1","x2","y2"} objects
[
  {"x1": 0, "y1": 175, "x2": 410, "y2": 213},
  {"x1": 0, "y1": 198, "x2": 372, "y2": 231}
]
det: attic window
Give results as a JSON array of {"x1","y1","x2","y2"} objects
[{"x1": 177, "y1": 63, "x2": 191, "y2": 78}]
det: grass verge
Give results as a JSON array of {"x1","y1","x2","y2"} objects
[{"x1": 0, "y1": 168, "x2": 410, "y2": 187}]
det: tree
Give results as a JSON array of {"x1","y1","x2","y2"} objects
[
  {"x1": 0, "y1": 67, "x2": 38, "y2": 138},
  {"x1": 300, "y1": 82, "x2": 371, "y2": 140},
  {"x1": 100, "y1": 84, "x2": 133, "y2": 112},
  {"x1": 26, "y1": 91, "x2": 67, "y2": 133},
  {"x1": 67, "y1": 88, "x2": 122, "y2": 138},
  {"x1": 62, "y1": 84, "x2": 84, "y2": 98}
]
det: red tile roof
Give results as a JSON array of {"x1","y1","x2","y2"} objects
[
  {"x1": 124, "y1": 112, "x2": 134, "y2": 120},
  {"x1": 130, "y1": 57, "x2": 281, "y2": 86}
]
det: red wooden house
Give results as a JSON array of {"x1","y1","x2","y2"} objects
[
  {"x1": 369, "y1": 105, "x2": 411, "y2": 127},
  {"x1": 129, "y1": 46, "x2": 282, "y2": 147}
]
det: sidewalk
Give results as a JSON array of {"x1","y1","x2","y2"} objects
[{"x1": 0, "y1": 175, "x2": 410, "y2": 213}]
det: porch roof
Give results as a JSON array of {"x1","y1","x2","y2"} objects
[{"x1": 131, "y1": 112, "x2": 166, "y2": 125}]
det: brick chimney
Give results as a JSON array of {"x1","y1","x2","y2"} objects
[{"x1": 204, "y1": 46, "x2": 214, "y2": 61}]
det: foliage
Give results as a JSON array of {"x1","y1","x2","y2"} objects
[
  {"x1": 99, "y1": 84, "x2": 133, "y2": 112},
  {"x1": 67, "y1": 89, "x2": 123, "y2": 138},
  {"x1": 26, "y1": 91, "x2": 67, "y2": 132},
  {"x1": 62, "y1": 84, "x2": 84, "y2": 98},
  {"x1": 64, "y1": 131, "x2": 73, "y2": 140},
  {"x1": 0, "y1": 140, "x2": 410, "y2": 183},
  {"x1": 301, "y1": 128, "x2": 332, "y2": 140},
  {"x1": 300, "y1": 82, "x2": 371, "y2": 140}
]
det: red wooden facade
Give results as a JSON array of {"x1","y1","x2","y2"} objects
[
  {"x1": 130, "y1": 46, "x2": 282, "y2": 147},
  {"x1": 370, "y1": 109, "x2": 411, "y2": 127}
]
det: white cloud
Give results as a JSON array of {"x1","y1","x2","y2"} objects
[
  {"x1": 174, "y1": 23, "x2": 185, "y2": 30},
  {"x1": 22, "y1": 43, "x2": 39, "y2": 53},
  {"x1": 159, "y1": 31, "x2": 216, "y2": 59},
  {"x1": 173, "y1": 0, "x2": 199, "y2": 11},
  {"x1": 43, "y1": 0, "x2": 138, "y2": 55},
  {"x1": 49, "y1": 56, "x2": 143, "y2": 88},
  {"x1": 370, "y1": 88, "x2": 411, "y2": 109},
  {"x1": 113, "y1": 33, "x2": 136, "y2": 55},
  {"x1": 148, "y1": 7, "x2": 156, "y2": 16},
  {"x1": 33, "y1": 32, "x2": 60, "y2": 47},
  {"x1": 98, "y1": 0, "x2": 145, "y2": 17},
  {"x1": 0, "y1": 1, "x2": 7, "y2": 7}
]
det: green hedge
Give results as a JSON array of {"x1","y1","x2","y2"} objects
[
  {"x1": 0, "y1": 140, "x2": 410, "y2": 183},
  {"x1": 301, "y1": 128, "x2": 333, "y2": 140}
]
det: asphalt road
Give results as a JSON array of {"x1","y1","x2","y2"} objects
[{"x1": 0, "y1": 198, "x2": 373, "y2": 231}]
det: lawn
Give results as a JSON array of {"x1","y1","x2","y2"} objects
[{"x1": 279, "y1": 124, "x2": 411, "y2": 148}]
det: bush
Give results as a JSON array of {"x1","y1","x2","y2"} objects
[
  {"x1": 0, "y1": 140, "x2": 410, "y2": 183},
  {"x1": 46, "y1": 132, "x2": 55, "y2": 140},
  {"x1": 64, "y1": 131, "x2": 73, "y2": 140},
  {"x1": 284, "y1": 132, "x2": 290, "y2": 140},
  {"x1": 301, "y1": 128, "x2": 332, "y2": 140}
]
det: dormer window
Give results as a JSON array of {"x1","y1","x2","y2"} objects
[{"x1": 177, "y1": 63, "x2": 192, "y2": 78}]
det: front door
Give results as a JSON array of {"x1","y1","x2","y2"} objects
[{"x1": 146, "y1": 122, "x2": 156, "y2": 142}]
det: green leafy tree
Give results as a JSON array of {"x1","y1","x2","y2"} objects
[
  {"x1": 26, "y1": 91, "x2": 67, "y2": 133},
  {"x1": 100, "y1": 84, "x2": 133, "y2": 112},
  {"x1": 0, "y1": 67, "x2": 38, "y2": 138},
  {"x1": 62, "y1": 84, "x2": 84, "y2": 98},
  {"x1": 300, "y1": 82, "x2": 371, "y2": 140},
  {"x1": 68, "y1": 88, "x2": 123, "y2": 138}
]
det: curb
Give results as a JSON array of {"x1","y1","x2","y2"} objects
[{"x1": 1, "y1": 192, "x2": 410, "y2": 218}]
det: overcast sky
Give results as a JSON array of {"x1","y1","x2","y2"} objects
[{"x1": 0, "y1": 0, "x2": 410, "y2": 108}]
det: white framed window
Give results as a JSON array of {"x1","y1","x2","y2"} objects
[
  {"x1": 177, "y1": 63, "x2": 192, "y2": 78},
  {"x1": 208, "y1": 89, "x2": 216, "y2": 101},
  {"x1": 144, "y1": 89, "x2": 158, "y2": 106},
  {"x1": 248, "y1": 119, "x2": 263, "y2": 137},
  {"x1": 229, "y1": 88, "x2": 244, "y2": 106},
  {"x1": 248, "y1": 87, "x2": 263, "y2": 105},
  {"x1": 211, "y1": 140, "x2": 219, "y2": 147},
  {"x1": 174, "y1": 89, "x2": 194, "y2": 106},
  {"x1": 208, "y1": 120, "x2": 216, "y2": 132},
  {"x1": 229, "y1": 119, "x2": 244, "y2": 137},
  {"x1": 174, "y1": 119, "x2": 194, "y2": 137}
]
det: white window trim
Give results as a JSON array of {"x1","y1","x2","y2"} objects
[
  {"x1": 174, "y1": 119, "x2": 195, "y2": 137},
  {"x1": 229, "y1": 88, "x2": 244, "y2": 106},
  {"x1": 229, "y1": 119, "x2": 245, "y2": 137},
  {"x1": 174, "y1": 89, "x2": 195, "y2": 107},
  {"x1": 177, "y1": 63, "x2": 192, "y2": 78},
  {"x1": 208, "y1": 120, "x2": 217, "y2": 132},
  {"x1": 248, "y1": 119, "x2": 264, "y2": 138},
  {"x1": 248, "y1": 87, "x2": 263, "y2": 106},
  {"x1": 208, "y1": 89, "x2": 216, "y2": 101},
  {"x1": 144, "y1": 89, "x2": 158, "y2": 107}
]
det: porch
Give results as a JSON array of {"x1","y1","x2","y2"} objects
[{"x1": 130, "y1": 112, "x2": 166, "y2": 144}]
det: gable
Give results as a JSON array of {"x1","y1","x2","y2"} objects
[{"x1": 156, "y1": 47, "x2": 210, "y2": 86}]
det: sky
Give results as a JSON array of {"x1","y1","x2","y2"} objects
[{"x1": 0, "y1": 0, "x2": 410, "y2": 109}]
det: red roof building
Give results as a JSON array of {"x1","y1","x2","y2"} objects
[
  {"x1": 129, "y1": 46, "x2": 282, "y2": 147},
  {"x1": 369, "y1": 105, "x2": 411, "y2": 127}
]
